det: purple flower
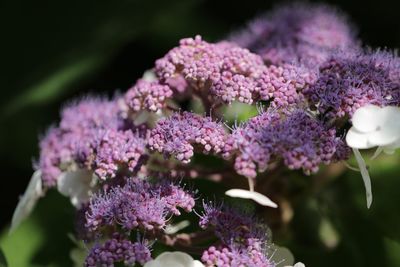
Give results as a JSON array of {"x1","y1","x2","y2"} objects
[
  {"x1": 229, "y1": 2, "x2": 358, "y2": 66},
  {"x1": 38, "y1": 97, "x2": 150, "y2": 186},
  {"x1": 85, "y1": 177, "x2": 195, "y2": 232},
  {"x1": 155, "y1": 36, "x2": 312, "y2": 107},
  {"x1": 38, "y1": 98, "x2": 123, "y2": 187},
  {"x1": 305, "y1": 49, "x2": 400, "y2": 118},
  {"x1": 124, "y1": 79, "x2": 173, "y2": 112},
  {"x1": 94, "y1": 129, "x2": 147, "y2": 180},
  {"x1": 85, "y1": 233, "x2": 152, "y2": 267},
  {"x1": 148, "y1": 112, "x2": 228, "y2": 163},
  {"x1": 202, "y1": 245, "x2": 274, "y2": 267},
  {"x1": 225, "y1": 109, "x2": 348, "y2": 178},
  {"x1": 199, "y1": 203, "x2": 274, "y2": 267}
]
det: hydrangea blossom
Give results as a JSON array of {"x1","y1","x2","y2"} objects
[
  {"x1": 85, "y1": 233, "x2": 151, "y2": 267},
  {"x1": 124, "y1": 79, "x2": 173, "y2": 112},
  {"x1": 229, "y1": 2, "x2": 357, "y2": 66},
  {"x1": 38, "y1": 97, "x2": 150, "y2": 188},
  {"x1": 12, "y1": 3, "x2": 400, "y2": 265},
  {"x1": 93, "y1": 129, "x2": 147, "y2": 179},
  {"x1": 346, "y1": 105, "x2": 400, "y2": 208},
  {"x1": 155, "y1": 36, "x2": 313, "y2": 107},
  {"x1": 85, "y1": 177, "x2": 195, "y2": 232},
  {"x1": 305, "y1": 50, "x2": 400, "y2": 118},
  {"x1": 148, "y1": 112, "x2": 228, "y2": 163},
  {"x1": 38, "y1": 98, "x2": 122, "y2": 187},
  {"x1": 199, "y1": 203, "x2": 274, "y2": 267},
  {"x1": 225, "y1": 109, "x2": 349, "y2": 178}
]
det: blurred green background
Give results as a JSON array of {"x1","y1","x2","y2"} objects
[{"x1": 0, "y1": 0, "x2": 399, "y2": 266}]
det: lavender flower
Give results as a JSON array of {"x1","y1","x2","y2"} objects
[
  {"x1": 124, "y1": 79, "x2": 173, "y2": 112},
  {"x1": 93, "y1": 129, "x2": 147, "y2": 180},
  {"x1": 304, "y1": 50, "x2": 400, "y2": 118},
  {"x1": 38, "y1": 97, "x2": 150, "y2": 186},
  {"x1": 225, "y1": 109, "x2": 348, "y2": 178},
  {"x1": 85, "y1": 233, "x2": 151, "y2": 267},
  {"x1": 202, "y1": 245, "x2": 274, "y2": 267},
  {"x1": 199, "y1": 203, "x2": 274, "y2": 267},
  {"x1": 155, "y1": 36, "x2": 312, "y2": 106},
  {"x1": 148, "y1": 112, "x2": 228, "y2": 163},
  {"x1": 85, "y1": 177, "x2": 195, "y2": 232},
  {"x1": 229, "y1": 2, "x2": 358, "y2": 66},
  {"x1": 38, "y1": 98, "x2": 122, "y2": 187}
]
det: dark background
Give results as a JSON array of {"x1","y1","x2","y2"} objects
[{"x1": 0, "y1": 0, "x2": 399, "y2": 266}]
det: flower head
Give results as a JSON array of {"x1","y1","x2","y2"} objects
[
  {"x1": 124, "y1": 79, "x2": 173, "y2": 112},
  {"x1": 148, "y1": 112, "x2": 228, "y2": 163},
  {"x1": 85, "y1": 233, "x2": 152, "y2": 267},
  {"x1": 305, "y1": 50, "x2": 400, "y2": 118},
  {"x1": 226, "y1": 109, "x2": 348, "y2": 178},
  {"x1": 155, "y1": 36, "x2": 313, "y2": 107},
  {"x1": 229, "y1": 2, "x2": 357, "y2": 66},
  {"x1": 85, "y1": 177, "x2": 195, "y2": 232}
]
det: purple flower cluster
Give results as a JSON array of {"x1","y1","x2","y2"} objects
[
  {"x1": 94, "y1": 129, "x2": 146, "y2": 180},
  {"x1": 124, "y1": 79, "x2": 173, "y2": 112},
  {"x1": 85, "y1": 177, "x2": 195, "y2": 232},
  {"x1": 148, "y1": 112, "x2": 228, "y2": 163},
  {"x1": 229, "y1": 2, "x2": 358, "y2": 66},
  {"x1": 27, "y1": 3, "x2": 400, "y2": 265},
  {"x1": 199, "y1": 203, "x2": 274, "y2": 267},
  {"x1": 85, "y1": 233, "x2": 151, "y2": 267},
  {"x1": 39, "y1": 98, "x2": 122, "y2": 187},
  {"x1": 38, "y1": 97, "x2": 148, "y2": 187},
  {"x1": 155, "y1": 36, "x2": 313, "y2": 107},
  {"x1": 202, "y1": 245, "x2": 274, "y2": 267},
  {"x1": 225, "y1": 109, "x2": 349, "y2": 178},
  {"x1": 305, "y1": 50, "x2": 400, "y2": 118}
]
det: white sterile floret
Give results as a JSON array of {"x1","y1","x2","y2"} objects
[
  {"x1": 57, "y1": 169, "x2": 97, "y2": 207},
  {"x1": 225, "y1": 189, "x2": 278, "y2": 208},
  {"x1": 346, "y1": 105, "x2": 400, "y2": 208},
  {"x1": 143, "y1": 251, "x2": 204, "y2": 267},
  {"x1": 346, "y1": 105, "x2": 400, "y2": 151},
  {"x1": 10, "y1": 170, "x2": 44, "y2": 233}
]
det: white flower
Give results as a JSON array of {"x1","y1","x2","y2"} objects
[
  {"x1": 225, "y1": 189, "x2": 278, "y2": 208},
  {"x1": 143, "y1": 251, "x2": 204, "y2": 267},
  {"x1": 346, "y1": 105, "x2": 400, "y2": 152},
  {"x1": 346, "y1": 105, "x2": 400, "y2": 208},
  {"x1": 57, "y1": 169, "x2": 97, "y2": 207},
  {"x1": 10, "y1": 170, "x2": 44, "y2": 232},
  {"x1": 225, "y1": 177, "x2": 278, "y2": 208}
]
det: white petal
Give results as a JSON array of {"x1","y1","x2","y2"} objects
[
  {"x1": 293, "y1": 263, "x2": 306, "y2": 267},
  {"x1": 164, "y1": 220, "x2": 190, "y2": 235},
  {"x1": 10, "y1": 170, "x2": 44, "y2": 233},
  {"x1": 225, "y1": 189, "x2": 278, "y2": 208},
  {"x1": 346, "y1": 128, "x2": 373, "y2": 149},
  {"x1": 351, "y1": 105, "x2": 381, "y2": 133},
  {"x1": 368, "y1": 106, "x2": 400, "y2": 145},
  {"x1": 368, "y1": 127, "x2": 400, "y2": 147},
  {"x1": 57, "y1": 169, "x2": 95, "y2": 208},
  {"x1": 156, "y1": 252, "x2": 195, "y2": 266},
  {"x1": 193, "y1": 260, "x2": 206, "y2": 267},
  {"x1": 352, "y1": 148, "x2": 373, "y2": 208}
]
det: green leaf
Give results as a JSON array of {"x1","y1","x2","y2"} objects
[{"x1": 0, "y1": 247, "x2": 8, "y2": 267}]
